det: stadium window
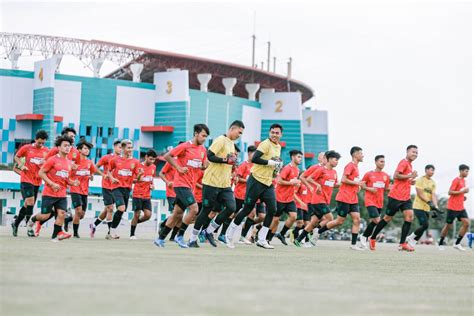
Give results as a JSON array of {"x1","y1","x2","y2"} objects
[
  {"x1": 108, "y1": 127, "x2": 114, "y2": 137},
  {"x1": 86, "y1": 126, "x2": 92, "y2": 136},
  {"x1": 98, "y1": 126, "x2": 103, "y2": 137}
]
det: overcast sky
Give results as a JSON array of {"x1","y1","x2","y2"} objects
[{"x1": 1, "y1": 0, "x2": 473, "y2": 213}]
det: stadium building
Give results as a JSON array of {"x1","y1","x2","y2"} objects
[{"x1": 0, "y1": 33, "x2": 328, "y2": 222}]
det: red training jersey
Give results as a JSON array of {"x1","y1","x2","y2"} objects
[
  {"x1": 336, "y1": 162, "x2": 360, "y2": 204},
  {"x1": 276, "y1": 163, "x2": 300, "y2": 203},
  {"x1": 41, "y1": 155, "x2": 72, "y2": 198},
  {"x1": 161, "y1": 161, "x2": 176, "y2": 198},
  {"x1": 234, "y1": 161, "x2": 253, "y2": 200},
  {"x1": 295, "y1": 183, "x2": 310, "y2": 211},
  {"x1": 46, "y1": 146, "x2": 81, "y2": 165},
  {"x1": 169, "y1": 141, "x2": 207, "y2": 189},
  {"x1": 388, "y1": 159, "x2": 413, "y2": 201},
  {"x1": 362, "y1": 170, "x2": 390, "y2": 208},
  {"x1": 109, "y1": 156, "x2": 141, "y2": 189},
  {"x1": 309, "y1": 167, "x2": 338, "y2": 205},
  {"x1": 447, "y1": 177, "x2": 467, "y2": 211},
  {"x1": 133, "y1": 162, "x2": 156, "y2": 199},
  {"x1": 97, "y1": 153, "x2": 116, "y2": 190},
  {"x1": 69, "y1": 158, "x2": 96, "y2": 195},
  {"x1": 15, "y1": 144, "x2": 49, "y2": 186}
]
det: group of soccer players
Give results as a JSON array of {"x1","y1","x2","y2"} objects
[{"x1": 10, "y1": 122, "x2": 471, "y2": 252}]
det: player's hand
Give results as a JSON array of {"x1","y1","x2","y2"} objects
[
  {"x1": 20, "y1": 165, "x2": 29, "y2": 171},
  {"x1": 290, "y1": 179, "x2": 301, "y2": 186},
  {"x1": 461, "y1": 187, "x2": 469, "y2": 193},
  {"x1": 177, "y1": 166, "x2": 189, "y2": 174},
  {"x1": 167, "y1": 181, "x2": 173, "y2": 188},
  {"x1": 71, "y1": 179, "x2": 80, "y2": 187},
  {"x1": 410, "y1": 171, "x2": 418, "y2": 178},
  {"x1": 89, "y1": 175, "x2": 94, "y2": 181},
  {"x1": 368, "y1": 187, "x2": 377, "y2": 193},
  {"x1": 226, "y1": 153, "x2": 238, "y2": 165},
  {"x1": 50, "y1": 182, "x2": 60, "y2": 192},
  {"x1": 71, "y1": 163, "x2": 78, "y2": 170},
  {"x1": 138, "y1": 168, "x2": 144, "y2": 176},
  {"x1": 315, "y1": 184, "x2": 322, "y2": 194},
  {"x1": 111, "y1": 177, "x2": 119, "y2": 184}
]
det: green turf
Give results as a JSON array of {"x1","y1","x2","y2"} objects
[{"x1": 0, "y1": 226, "x2": 472, "y2": 316}]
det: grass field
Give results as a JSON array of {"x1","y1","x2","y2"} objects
[{"x1": 0, "y1": 224, "x2": 472, "y2": 316}]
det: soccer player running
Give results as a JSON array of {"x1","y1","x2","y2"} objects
[
  {"x1": 27, "y1": 135, "x2": 79, "y2": 241},
  {"x1": 153, "y1": 124, "x2": 209, "y2": 248},
  {"x1": 45, "y1": 127, "x2": 81, "y2": 165},
  {"x1": 272, "y1": 150, "x2": 303, "y2": 246},
  {"x1": 108, "y1": 139, "x2": 143, "y2": 239},
  {"x1": 359, "y1": 155, "x2": 391, "y2": 249},
  {"x1": 405, "y1": 164, "x2": 439, "y2": 248},
  {"x1": 159, "y1": 157, "x2": 182, "y2": 241},
  {"x1": 90, "y1": 140, "x2": 122, "y2": 238},
  {"x1": 225, "y1": 123, "x2": 284, "y2": 250},
  {"x1": 314, "y1": 147, "x2": 365, "y2": 250},
  {"x1": 369, "y1": 145, "x2": 419, "y2": 252},
  {"x1": 292, "y1": 173, "x2": 310, "y2": 243},
  {"x1": 438, "y1": 164, "x2": 470, "y2": 251},
  {"x1": 130, "y1": 149, "x2": 157, "y2": 239},
  {"x1": 11, "y1": 130, "x2": 49, "y2": 237},
  {"x1": 188, "y1": 120, "x2": 244, "y2": 248},
  {"x1": 67, "y1": 141, "x2": 104, "y2": 238},
  {"x1": 295, "y1": 150, "x2": 340, "y2": 247}
]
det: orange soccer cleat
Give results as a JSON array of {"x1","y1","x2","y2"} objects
[
  {"x1": 57, "y1": 231, "x2": 72, "y2": 240},
  {"x1": 398, "y1": 242, "x2": 415, "y2": 252},
  {"x1": 369, "y1": 237, "x2": 376, "y2": 251}
]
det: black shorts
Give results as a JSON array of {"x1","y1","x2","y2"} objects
[
  {"x1": 367, "y1": 206, "x2": 382, "y2": 219},
  {"x1": 71, "y1": 193, "x2": 88, "y2": 209},
  {"x1": 174, "y1": 187, "x2": 196, "y2": 210},
  {"x1": 309, "y1": 203, "x2": 331, "y2": 219},
  {"x1": 20, "y1": 182, "x2": 39, "y2": 200},
  {"x1": 446, "y1": 209, "x2": 468, "y2": 224},
  {"x1": 414, "y1": 209, "x2": 430, "y2": 226},
  {"x1": 112, "y1": 187, "x2": 131, "y2": 209},
  {"x1": 243, "y1": 174, "x2": 277, "y2": 215},
  {"x1": 102, "y1": 188, "x2": 115, "y2": 206},
  {"x1": 133, "y1": 198, "x2": 152, "y2": 212},
  {"x1": 385, "y1": 198, "x2": 412, "y2": 216},
  {"x1": 41, "y1": 196, "x2": 67, "y2": 214},
  {"x1": 167, "y1": 197, "x2": 176, "y2": 213},
  {"x1": 275, "y1": 201, "x2": 297, "y2": 217},
  {"x1": 202, "y1": 185, "x2": 236, "y2": 213},
  {"x1": 336, "y1": 201, "x2": 359, "y2": 217},
  {"x1": 297, "y1": 209, "x2": 311, "y2": 221}
]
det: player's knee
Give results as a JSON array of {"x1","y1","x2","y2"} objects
[{"x1": 289, "y1": 213, "x2": 297, "y2": 221}]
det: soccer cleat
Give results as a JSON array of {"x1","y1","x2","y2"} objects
[
  {"x1": 225, "y1": 235, "x2": 235, "y2": 249},
  {"x1": 217, "y1": 235, "x2": 226, "y2": 245},
  {"x1": 27, "y1": 227, "x2": 35, "y2": 237},
  {"x1": 34, "y1": 221, "x2": 42, "y2": 237},
  {"x1": 57, "y1": 231, "x2": 72, "y2": 240},
  {"x1": 275, "y1": 233, "x2": 288, "y2": 246},
  {"x1": 293, "y1": 239, "x2": 302, "y2": 247},
  {"x1": 406, "y1": 233, "x2": 417, "y2": 248},
  {"x1": 73, "y1": 234, "x2": 80, "y2": 239},
  {"x1": 289, "y1": 230, "x2": 295, "y2": 242},
  {"x1": 51, "y1": 238, "x2": 59, "y2": 243},
  {"x1": 359, "y1": 237, "x2": 368, "y2": 249},
  {"x1": 175, "y1": 236, "x2": 189, "y2": 248},
  {"x1": 11, "y1": 223, "x2": 18, "y2": 237},
  {"x1": 130, "y1": 235, "x2": 137, "y2": 240},
  {"x1": 303, "y1": 242, "x2": 313, "y2": 248},
  {"x1": 188, "y1": 240, "x2": 200, "y2": 248},
  {"x1": 311, "y1": 230, "x2": 320, "y2": 244},
  {"x1": 256, "y1": 240, "x2": 274, "y2": 249},
  {"x1": 238, "y1": 236, "x2": 252, "y2": 245},
  {"x1": 350, "y1": 244, "x2": 365, "y2": 251},
  {"x1": 154, "y1": 238, "x2": 165, "y2": 248},
  {"x1": 369, "y1": 237, "x2": 376, "y2": 251},
  {"x1": 89, "y1": 224, "x2": 96, "y2": 238},
  {"x1": 453, "y1": 244, "x2": 466, "y2": 251},
  {"x1": 204, "y1": 231, "x2": 217, "y2": 247},
  {"x1": 198, "y1": 231, "x2": 206, "y2": 243},
  {"x1": 105, "y1": 233, "x2": 112, "y2": 240},
  {"x1": 398, "y1": 242, "x2": 415, "y2": 252},
  {"x1": 438, "y1": 245, "x2": 445, "y2": 251}
]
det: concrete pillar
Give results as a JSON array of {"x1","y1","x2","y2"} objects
[
  {"x1": 92, "y1": 58, "x2": 104, "y2": 78},
  {"x1": 245, "y1": 83, "x2": 260, "y2": 101},
  {"x1": 130, "y1": 63, "x2": 144, "y2": 82},
  {"x1": 197, "y1": 73, "x2": 212, "y2": 92},
  {"x1": 222, "y1": 78, "x2": 237, "y2": 96},
  {"x1": 260, "y1": 88, "x2": 275, "y2": 94}
]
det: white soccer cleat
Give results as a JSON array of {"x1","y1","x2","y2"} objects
[
  {"x1": 310, "y1": 230, "x2": 319, "y2": 246},
  {"x1": 51, "y1": 238, "x2": 59, "y2": 243},
  {"x1": 130, "y1": 236, "x2": 138, "y2": 240},
  {"x1": 406, "y1": 233, "x2": 417, "y2": 248},
  {"x1": 109, "y1": 228, "x2": 120, "y2": 240},
  {"x1": 256, "y1": 240, "x2": 274, "y2": 249},
  {"x1": 303, "y1": 242, "x2": 313, "y2": 248},
  {"x1": 359, "y1": 237, "x2": 368, "y2": 249},
  {"x1": 225, "y1": 235, "x2": 235, "y2": 249},
  {"x1": 238, "y1": 236, "x2": 252, "y2": 245},
  {"x1": 438, "y1": 245, "x2": 445, "y2": 251},
  {"x1": 453, "y1": 244, "x2": 466, "y2": 251},
  {"x1": 350, "y1": 244, "x2": 366, "y2": 251}
]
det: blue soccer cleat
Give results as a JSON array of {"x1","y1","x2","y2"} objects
[
  {"x1": 175, "y1": 236, "x2": 189, "y2": 248},
  {"x1": 154, "y1": 238, "x2": 165, "y2": 248}
]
